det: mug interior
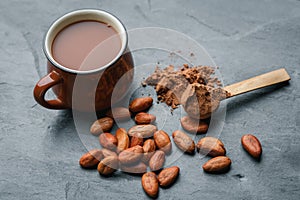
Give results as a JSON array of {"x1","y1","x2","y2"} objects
[{"x1": 44, "y1": 9, "x2": 128, "y2": 74}]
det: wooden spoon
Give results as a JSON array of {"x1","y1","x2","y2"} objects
[
  {"x1": 224, "y1": 68, "x2": 291, "y2": 98},
  {"x1": 183, "y1": 68, "x2": 291, "y2": 119}
]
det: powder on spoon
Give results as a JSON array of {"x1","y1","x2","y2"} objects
[{"x1": 144, "y1": 64, "x2": 229, "y2": 119}]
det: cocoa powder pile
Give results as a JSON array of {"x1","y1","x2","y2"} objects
[{"x1": 144, "y1": 64, "x2": 228, "y2": 119}]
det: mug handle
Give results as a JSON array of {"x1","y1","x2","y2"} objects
[{"x1": 33, "y1": 71, "x2": 66, "y2": 109}]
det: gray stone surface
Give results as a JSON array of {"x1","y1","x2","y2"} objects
[{"x1": 0, "y1": 0, "x2": 300, "y2": 199}]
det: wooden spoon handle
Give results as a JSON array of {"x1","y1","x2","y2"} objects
[{"x1": 224, "y1": 68, "x2": 291, "y2": 98}]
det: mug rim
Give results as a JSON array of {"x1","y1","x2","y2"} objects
[{"x1": 43, "y1": 9, "x2": 128, "y2": 75}]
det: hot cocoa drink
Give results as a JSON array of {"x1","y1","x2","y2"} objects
[{"x1": 52, "y1": 20, "x2": 121, "y2": 71}]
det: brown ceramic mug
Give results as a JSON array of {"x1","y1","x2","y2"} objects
[{"x1": 33, "y1": 9, "x2": 134, "y2": 111}]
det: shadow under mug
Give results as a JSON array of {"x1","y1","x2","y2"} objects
[{"x1": 33, "y1": 9, "x2": 134, "y2": 112}]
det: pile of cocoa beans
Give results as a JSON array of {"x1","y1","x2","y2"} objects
[{"x1": 79, "y1": 96, "x2": 262, "y2": 198}]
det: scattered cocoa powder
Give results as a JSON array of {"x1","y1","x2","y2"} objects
[{"x1": 144, "y1": 64, "x2": 228, "y2": 119}]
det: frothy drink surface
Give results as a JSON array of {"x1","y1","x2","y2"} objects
[{"x1": 52, "y1": 20, "x2": 121, "y2": 71}]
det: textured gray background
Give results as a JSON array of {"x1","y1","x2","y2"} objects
[{"x1": 0, "y1": 0, "x2": 300, "y2": 199}]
